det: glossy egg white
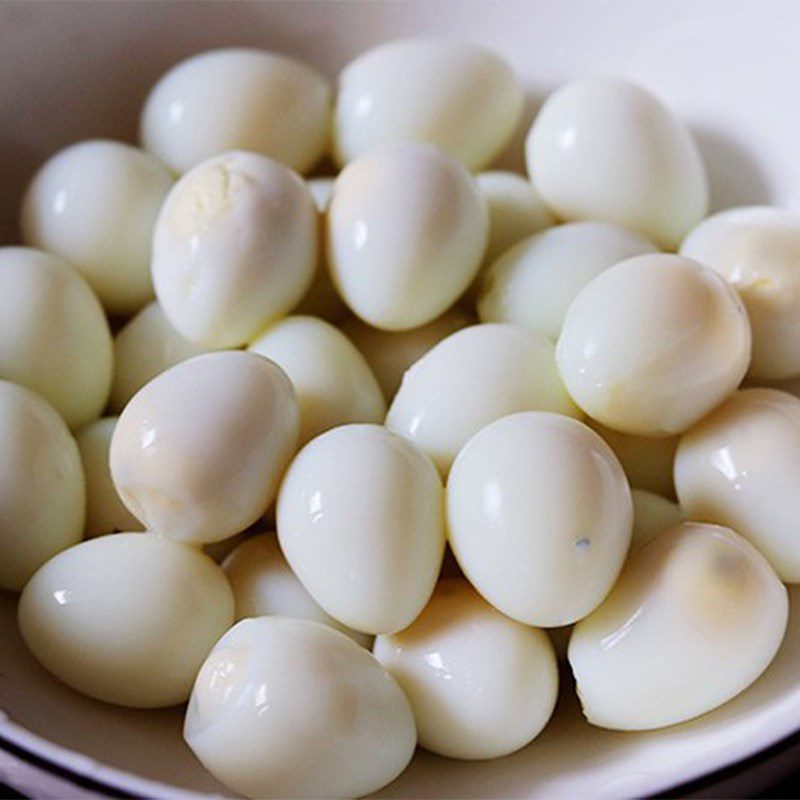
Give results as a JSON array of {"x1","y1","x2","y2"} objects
[
  {"x1": 76, "y1": 417, "x2": 143, "y2": 538},
  {"x1": 569, "y1": 522, "x2": 788, "y2": 730},
  {"x1": 630, "y1": 489, "x2": 684, "y2": 549},
  {"x1": 327, "y1": 143, "x2": 488, "y2": 330},
  {"x1": 277, "y1": 424, "x2": 445, "y2": 634},
  {"x1": 222, "y1": 533, "x2": 371, "y2": 647},
  {"x1": 478, "y1": 221, "x2": 657, "y2": 340},
  {"x1": 447, "y1": 412, "x2": 633, "y2": 626},
  {"x1": 0, "y1": 247, "x2": 113, "y2": 430},
  {"x1": 556, "y1": 254, "x2": 752, "y2": 436},
  {"x1": 110, "y1": 351, "x2": 299, "y2": 545},
  {"x1": 152, "y1": 151, "x2": 318, "y2": 348},
  {"x1": 184, "y1": 617, "x2": 416, "y2": 799},
  {"x1": 18, "y1": 533, "x2": 234, "y2": 707},
  {"x1": 20, "y1": 140, "x2": 173, "y2": 315},
  {"x1": 141, "y1": 48, "x2": 331, "y2": 174},
  {"x1": 386, "y1": 323, "x2": 580, "y2": 474},
  {"x1": 680, "y1": 206, "x2": 800, "y2": 379},
  {"x1": 374, "y1": 578, "x2": 558, "y2": 760},
  {"x1": 526, "y1": 76, "x2": 708, "y2": 249},
  {"x1": 248, "y1": 316, "x2": 385, "y2": 445},
  {"x1": 675, "y1": 388, "x2": 800, "y2": 581},
  {"x1": 0, "y1": 381, "x2": 85, "y2": 592},
  {"x1": 333, "y1": 38, "x2": 523, "y2": 170}
]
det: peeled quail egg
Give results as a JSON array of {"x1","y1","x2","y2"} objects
[
  {"x1": 675, "y1": 387, "x2": 800, "y2": 581},
  {"x1": 222, "y1": 533, "x2": 371, "y2": 647},
  {"x1": 374, "y1": 578, "x2": 558, "y2": 760},
  {"x1": 0, "y1": 381, "x2": 85, "y2": 592},
  {"x1": 447, "y1": 412, "x2": 632, "y2": 626},
  {"x1": 630, "y1": 489, "x2": 684, "y2": 548},
  {"x1": 184, "y1": 617, "x2": 416, "y2": 799},
  {"x1": 277, "y1": 424, "x2": 444, "y2": 634},
  {"x1": 248, "y1": 316, "x2": 385, "y2": 445},
  {"x1": 18, "y1": 533, "x2": 234, "y2": 707},
  {"x1": 478, "y1": 221, "x2": 657, "y2": 339},
  {"x1": 0, "y1": 247, "x2": 112, "y2": 430},
  {"x1": 569, "y1": 522, "x2": 788, "y2": 730},
  {"x1": 526, "y1": 76, "x2": 708, "y2": 249},
  {"x1": 386, "y1": 323, "x2": 580, "y2": 474},
  {"x1": 152, "y1": 151, "x2": 318, "y2": 348},
  {"x1": 21, "y1": 140, "x2": 173, "y2": 315},
  {"x1": 681, "y1": 206, "x2": 800, "y2": 380},
  {"x1": 141, "y1": 48, "x2": 331, "y2": 174},
  {"x1": 110, "y1": 351, "x2": 299, "y2": 545},
  {"x1": 556, "y1": 254, "x2": 751, "y2": 436},
  {"x1": 334, "y1": 38, "x2": 523, "y2": 170},
  {"x1": 306, "y1": 177, "x2": 334, "y2": 212},
  {"x1": 327, "y1": 143, "x2": 488, "y2": 330}
]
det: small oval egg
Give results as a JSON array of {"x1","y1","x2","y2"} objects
[
  {"x1": 277, "y1": 424, "x2": 444, "y2": 634},
  {"x1": 526, "y1": 76, "x2": 708, "y2": 249},
  {"x1": 386, "y1": 323, "x2": 580, "y2": 474},
  {"x1": 0, "y1": 247, "x2": 113, "y2": 430},
  {"x1": 20, "y1": 140, "x2": 173, "y2": 316},
  {"x1": 340, "y1": 307, "x2": 473, "y2": 401},
  {"x1": 184, "y1": 617, "x2": 416, "y2": 799},
  {"x1": 222, "y1": 533, "x2": 371, "y2": 647},
  {"x1": 327, "y1": 143, "x2": 488, "y2": 330},
  {"x1": 630, "y1": 489, "x2": 684, "y2": 549},
  {"x1": 447, "y1": 412, "x2": 632, "y2": 626},
  {"x1": 0, "y1": 381, "x2": 85, "y2": 592},
  {"x1": 680, "y1": 206, "x2": 800, "y2": 380},
  {"x1": 248, "y1": 316, "x2": 385, "y2": 445},
  {"x1": 374, "y1": 578, "x2": 558, "y2": 760},
  {"x1": 152, "y1": 151, "x2": 318, "y2": 348},
  {"x1": 18, "y1": 533, "x2": 233, "y2": 707},
  {"x1": 556, "y1": 254, "x2": 751, "y2": 437},
  {"x1": 334, "y1": 38, "x2": 523, "y2": 170},
  {"x1": 675, "y1": 387, "x2": 800, "y2": 582},
  {"x1": 110, "y1": 302, "x2": 213, "y2": 413},
  {"x1": 141, "y1": 48, "x2": 331, "y2": 174},
  {"x1": 478, "y1": 221, "x2": 657, "y2": 340},
  {"x1": 110, "y1": 351, "x2": 299, "y2": 545},
  {"x1": 569, "y1": 522, "x2": 788, "y2": 730},
  {"x1": 76, "y1": 417, "x2": 143, "y2": 538}
]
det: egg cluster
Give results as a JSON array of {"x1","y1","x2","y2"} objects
[{"x1": 2, "y1": 39, "x2": 797, "y2": 799}]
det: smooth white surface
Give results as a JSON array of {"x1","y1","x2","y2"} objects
[
  {"x1": 386, "y1": 323, "x2": 580, "y2": 474},
  {"x1": 110, "y1": 352, "x2": 299, "y2": 544},
  {"x1": 152, "y1": 151, "x2": 318, "y2": 347},
  {"x1": 141, "y1": 48, "x2": 331, "y2": 174},
  {"x1": 447, "y1": 412, "x2": 632, "y2": 627},
  {"x1": 374, "y1": 579, "x2": 558, "y2": 760},
  {"x1": 18, "y1": 533, "x2": 234, "y2": 708},
  {"x1": 570, "y1": 523, "x2": 788, "y2": 730},
  {"x1": 277, "y1": 424, "x2": 445, "y2": 634},
  {"x1": 630, "y1": 489, "x2": 684, "y2": 549},
  {"x1": 557, "y1": 254, "x2": 752, "y2": 436},
  {"x1": 0, "y1": 247, "x2": 113, "y2": 430},
  {"x1": 20, "y1": 140, "x2": 173, "y2": 315},
  {"x1": 185, "y1": 617, "x2": 416, "y2": 799},
  {"x1": 0, "y1": 381, "x2": 84, "y2": 592},
  {"x1": 333, "y1": 38, "x2": 523, "y2": 170},
  {"x1": 327, "y1": 143, "x2": 488, "y2": 330}
]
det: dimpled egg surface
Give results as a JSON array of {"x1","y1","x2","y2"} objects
[
  {"x1": 110, "y1": 351, "x2": 299, "y2": 545},
  {"x1": 152, "y1": 151, "x2": 318, "y2": 348},
  {"x1": 277, "y1": 424, "x2": 445, "y2": 634},
  {"x1": 556, "y1": 254, "x2": 751, "y2": 436},
  {"x1": 447, "y1": 412, "x2": 632, "y2": 626},
  {"x1": 569, "y1": 522, "x2": 788, "y2": 730},
  {"x1": 374, "y1": 579, "x2": 558, "y2": 760},
  {"x1": 327, "y1": 143, "x2": 488, "y2": 330},
  {"x1": 18, "y1": 533, "x2": 234, "y2": 708},
  {"x1": 184, "y1": 617, "x2": 416, "y2": 799}
]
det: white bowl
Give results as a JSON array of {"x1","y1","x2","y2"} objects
[{"x1": 3, "y1": 1, "x2": 800, "y2": 797}]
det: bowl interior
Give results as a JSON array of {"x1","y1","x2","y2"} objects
[{"x1": 2, "y1": 1, "x2": 800, "y2": 798}]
